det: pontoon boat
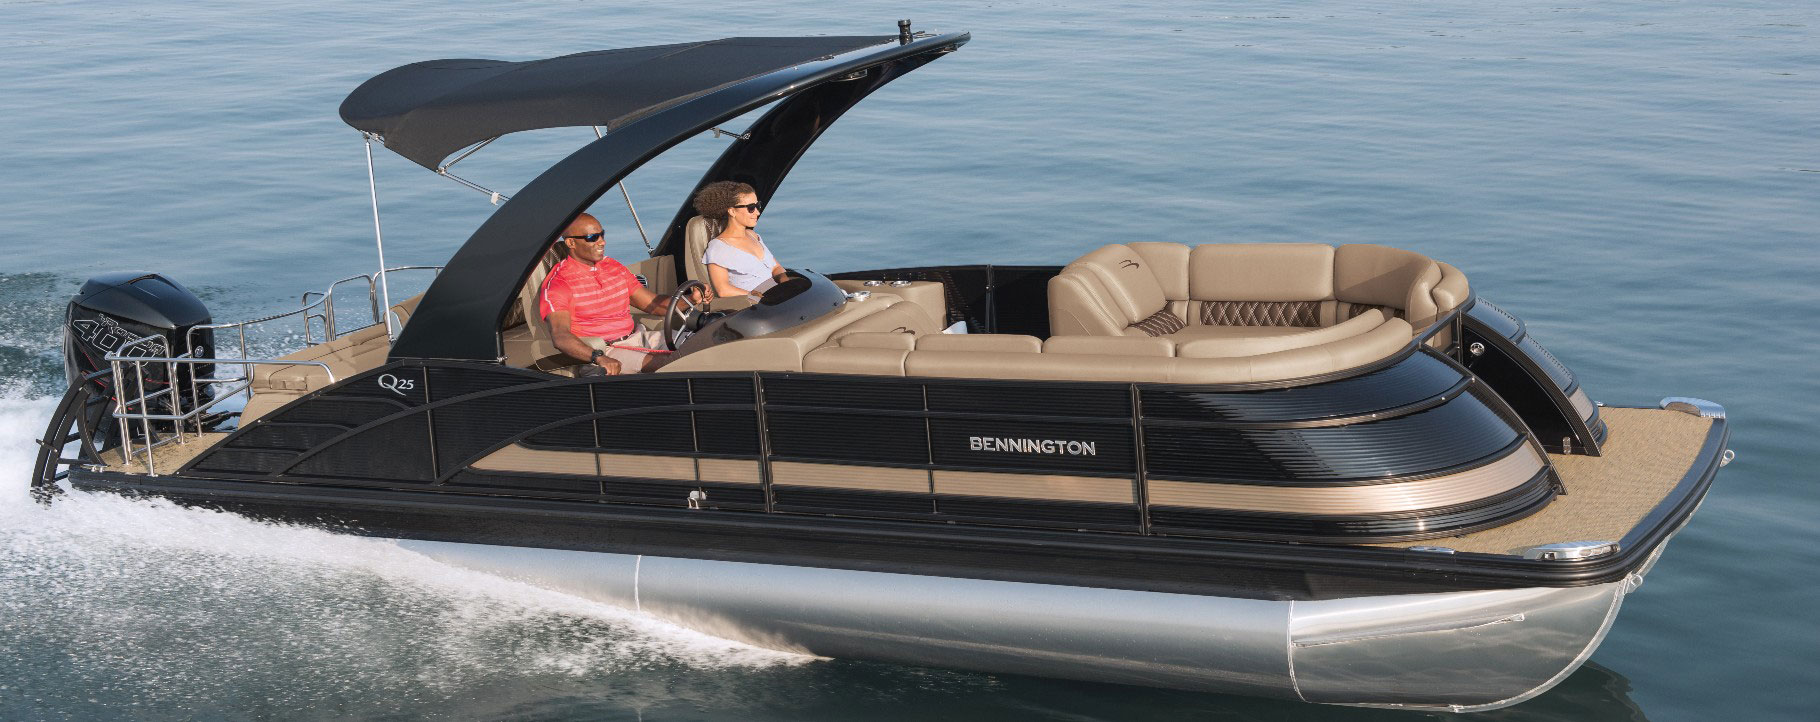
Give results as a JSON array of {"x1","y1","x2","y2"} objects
[{"x1": 32, "y1": 26, "x2": 1731, "y2": 712}]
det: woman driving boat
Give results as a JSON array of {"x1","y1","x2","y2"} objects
[{"x1": 695, "y1": 181, "x2": 787, "y2": 297}]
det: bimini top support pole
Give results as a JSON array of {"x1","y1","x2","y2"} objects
[
  {"x1": 363, "y1": 133, "x2": 396, "y2": 339},
  {"x1": 594, "y1": 126, "x2": 652, "y2": 252},
  {"x1": 436, "y1": 136, "x2": 511, "y2": 205}
]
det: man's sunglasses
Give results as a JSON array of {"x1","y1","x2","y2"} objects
[
  {"x1": 562, "y1": 232, "x2": 605, "y2": 243},
  {"x1": 731, "y1": 203, "x2": 763, "y2": 213}
]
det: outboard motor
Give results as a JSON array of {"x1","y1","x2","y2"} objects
[{"x1": 63, "y1": 272, "x2": 215, "y2": 446}]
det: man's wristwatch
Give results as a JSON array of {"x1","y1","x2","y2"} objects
[{"x1": 589, "y1": 349, "x2": 606, "y2": 363}]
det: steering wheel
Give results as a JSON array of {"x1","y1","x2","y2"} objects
[{"x1": 662, "y1": 280, "x2": 710, "y2": 351}]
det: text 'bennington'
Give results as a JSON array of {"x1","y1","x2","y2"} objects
[{"x1": 967, "y1": 436, "x2": 1098, "y2": 456}]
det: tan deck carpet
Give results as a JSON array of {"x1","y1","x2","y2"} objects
[
  {"x1": 1381, "y1": 407, "x2": 1713, "y2": 555},
  {"x1": 101, "y1": 432, "x2": 229, "y2": 475}
]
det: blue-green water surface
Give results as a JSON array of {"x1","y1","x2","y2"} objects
[{"x1": 2, "y1": 2, "x2": 1815, "y2": 720}]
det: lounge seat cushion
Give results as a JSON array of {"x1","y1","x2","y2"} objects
[
  {"x1": 1164, "y1": 325, "x2": 1312, "y2": 341},
  {"x1": 252, "y1": 294, "x2": 422, "y2": 392},
  {"x1": 915, "y1": 334, "x2": 1042, "y2": 353},
  {"x1": 662, "y1": 294, "x2": 940, "y2": 373},
  {"x1": 836, "y1": 332, "x2": 917, "y2": 351},
  {"x1": 803, "y1": 345, "x2": 910, "y2": 375},
  {"x1": 1042, "y1": 336, "x2": 1175, "y2": 357},
  {"x1": 898, "y1": 319, "x2": 1413, "y2": 384},
  {"x1": 1187, "y1": 243, "x2": 1335, "y2": 302},
  {"x1": 1049, "y1": 242, "x2": 1466, "y2": 350},
  {"x1": 1175, "y1": 308, "x2": 1388, "y2": 359},
  {"x1": 1334, "y1": 244, "x2": 1444, "y2": 329}
]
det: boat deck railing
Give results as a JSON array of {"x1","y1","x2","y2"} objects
[
  {"x1": 186, "y1": 265, "x2": 443, "y2": 363},
  {"x1": 105, "y1": 265, "x2": 442, "y2": 474}
]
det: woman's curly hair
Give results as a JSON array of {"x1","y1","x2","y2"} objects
[{"x1": 691, "y1": 180, "x2": 757, "y2": 238}]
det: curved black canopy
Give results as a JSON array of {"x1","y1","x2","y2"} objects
[
  {"x1": 341, "y1": 36, "x2": 895, "y2": 170},
  {"x1": 386, "y1": 31, "x2": 969, "y2": 362}
]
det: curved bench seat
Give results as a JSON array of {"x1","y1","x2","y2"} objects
[
  {"x1": 240, "y1": 293, "x2": 424, "y2": 423},
  {"x1": 1048, "y1": 242, "x2": 1468, "y2": 354},
  {"x1": 790, "y1": 316, "x2": 1413, "y2": 385},
  {"x1": 1175, "y1": 308, "x2": 1389, "y2": 359},
  {"x1": 664, "y1": 241, "x2": 1464, "y2": 384}
]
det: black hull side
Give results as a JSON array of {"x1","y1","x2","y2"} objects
[
  {"x1": 173, "y1": 345, "x2": 1555, "y2": 545},
  {"x1": 67, "y1": 413, "x2": 1724, "y2": 603}
]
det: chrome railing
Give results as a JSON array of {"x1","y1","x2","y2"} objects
[
  {"x1": 105, "y1": 338, "x2": 335, "y2": 475},
  {"x1": 109, "y1": 265, "x2": 440, "y2": 473}
]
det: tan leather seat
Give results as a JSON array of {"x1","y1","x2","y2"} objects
[
  {"x1": 1042, "y1": 336, "x2": 1175, "y2": 357},
  {"x1": 501, "y1": 247, "x2": 565, "y2": 369},
  {"x1": 1047, "y1": 243, "x2": 1177, "y2": 337},
  {"x1": 674, "y1": 290, "x2": 1416, "y2": 384},
  {"x1": 1165, "y1": 326, "x2": 1310, "y2": 340},
  {"x1": 1175, "y1": 308, "x2": 1388, "y2": 359},
  {"x1": 683, "y1": 215, "x2": 713, "y2": 286},
  {"x1": 670, "y1": 240, "x2": 1462, "y2": 384},
  {"x1": 1048, "y1": 242, "x2": 1469, "y2": 350},
  {"x1": 896, "y1": 319, "x2": 1414, "y2": 384},
  {"x1": 914, "y1": 334, "x2": 1042, "y2": 353},
  {"x1": 251, "y1": 294, "x2": 423, "y2": 393},
  {"x1": 660, "y1": 294, "x2": 940, "y2": 374}
]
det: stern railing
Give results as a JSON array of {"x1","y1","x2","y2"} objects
[{"x1": 58, "y1": 265, "x2": 440, "y2": 477}]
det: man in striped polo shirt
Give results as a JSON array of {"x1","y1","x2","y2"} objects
[{"x1": 541, "y1": 213, "x2": 707, "y2": 375}]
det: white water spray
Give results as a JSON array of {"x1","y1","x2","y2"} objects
[{"x1": 0, "y1": 386, "x2": 806, "y2": 719}]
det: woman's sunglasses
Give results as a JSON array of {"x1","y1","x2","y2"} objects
[{"x1": 731, "y1": 203, "x2": 763, "y2": 213}]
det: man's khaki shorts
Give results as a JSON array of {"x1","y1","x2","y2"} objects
[{"x1": 583, "y1": 328, "x2": 669, "y2": 373}]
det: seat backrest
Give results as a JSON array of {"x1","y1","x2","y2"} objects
[
  {"x1": 252, "y1": 294, "x2": 423, "y2": 393},
  {"x1": 1184, "y1": 243, "x2": 1335, "y2": 327},
  {"x1": 824, "y1": 301, "x2": 944, "y2": 345},
  {"x1": 1066, "y1": 244, "x2": 1169, "y2": 322},
  {"x1": 684, "y1": 215, "x2": 714, "y2": 286},
  {"x1": 1188, "y1": 243, "x2": 1335, "y2": 302},
  {"x1": 1051, "y1": 242, "x2": 1467, "y2": 337},
  {"x1": 1333, "y1": 244, "x2": 1444, "y2": 329},
  {"x1": 1049, "y1": 243, "x2": 1177, "y2": 337},
  {"x1": 513, "y1": 248, "x2": 564, "y2": 363}
]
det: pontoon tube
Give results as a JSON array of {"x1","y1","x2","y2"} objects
[{"x1": 401, "y1": 540, "x2": 1657, "y2": 711}]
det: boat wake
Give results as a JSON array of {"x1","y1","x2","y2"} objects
[{"x1": 0, "y1": 387, "x2": 806, "y2": 719}]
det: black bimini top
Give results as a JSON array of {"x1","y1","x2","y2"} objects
[
  {"x1": 340, "y1": 36, "x2": 896, "y2": 170},
  {"x1": 355, "y1": 30, "x2": 969, "y2": 362}
]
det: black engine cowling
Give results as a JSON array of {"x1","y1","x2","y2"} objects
[{"x1": 63, "y1": 272, "x2": 215, "y2": 446}]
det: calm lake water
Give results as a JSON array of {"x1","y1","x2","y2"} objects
[{"x1": 2, "y1": 1, "x2": 1816, "y2": 720}]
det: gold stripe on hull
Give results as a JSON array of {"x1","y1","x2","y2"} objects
[
  {"x1": 1148, "y1": 444, "x2": 1546, "y2": 515},
  {"x1": 698, "y1": 458, "x2": 762, "y2": 484},
  {"x1": 933, "y1": 470, "x2": 1134, "y2": 504},
  {"x1": 471, "y1": 445, "x2": 596, "y2": 475},
  {"x1": 471, "y1": 444, "x2": 758, "y2": 484},
  {"x1": 772, "y1": 461, "x2": 931, "y2": 493}
]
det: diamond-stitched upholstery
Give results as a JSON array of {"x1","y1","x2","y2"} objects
[
  {"x1": 1198, "y1": 300, "x2": 1322, "y2": 327},
  {"x1": 1130, "y1": 309, "x2": 1186, "y2": 336}
]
